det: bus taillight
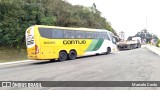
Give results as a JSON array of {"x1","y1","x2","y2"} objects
[{"x1": 35, "y1": 45, "x2": 39, "y2": 54}]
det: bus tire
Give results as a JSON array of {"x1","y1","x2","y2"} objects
[
  {"x1": 58, "y1": 51, "x2": 67, "y2": 61},
  {"x1": 106, "y1": 47, "x2": 111, "y2": 54},
  {"x1": 68, "y1": 50, "x2": 77, "y2": 60}
]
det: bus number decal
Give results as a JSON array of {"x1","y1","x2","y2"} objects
[
  {"x1": 44, "y1": 41, "x2": 55, "y2": 44},
  {"x1": 63, "y1": 40, "x2": 86, "y2": 45}
]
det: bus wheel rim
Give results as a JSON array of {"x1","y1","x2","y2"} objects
[
  {"x1": 71, "y1": 52, "x2": 75, "y2": 58},
  {"x1": 60, "y1": 52, "x2": 66, "y2": 60},
  {"x1": 69, "y1": 51, "x2": 76, "y2": 59}
]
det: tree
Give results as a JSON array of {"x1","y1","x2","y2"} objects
[
  {"x1": 0, "y1": 0, "x2": 115, "y2": 48},
  {"x1": 135, "y1": 29, "x2": 158, "y2": 44},
  {"x1": 156, "y1": 39, "x2": 160, "y2": 47}
]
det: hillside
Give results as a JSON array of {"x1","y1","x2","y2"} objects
[{"x1": 0, "y1": 0, "x2": 116, "y2": 48}]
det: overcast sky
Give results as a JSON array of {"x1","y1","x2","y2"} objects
[{"x1": 67, "y1": 0, "x2": 160, "y2": 38}]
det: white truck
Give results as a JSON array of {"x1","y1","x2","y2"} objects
[{"x1": 117, "y1": 37, "x2": 141, "y2": 50}]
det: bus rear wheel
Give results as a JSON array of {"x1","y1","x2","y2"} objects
[
  {"x1": 58, "y1": 51, "x2": 67, "y2": 61},
  {"x1": 68, "y1": 50, "x2": 77, "y2": 60}
]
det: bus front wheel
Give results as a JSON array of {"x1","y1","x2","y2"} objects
[
  {"x1": 106, "y1": 47, "x2": 111, "y2": 54},
  {"x1": 58, "y1": 51, "x2": 67, "y2": 61},
  {"x1": 68, "y1": 50, "x2": 77, "y2": 60}
]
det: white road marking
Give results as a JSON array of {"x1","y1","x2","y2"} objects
[{"x1": 0, "y1": 60, "x2": 34, "y2": 66}]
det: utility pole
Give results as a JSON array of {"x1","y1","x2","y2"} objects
[{"x1": 146, "y1": 16, "x2": 148, "y2": 30}]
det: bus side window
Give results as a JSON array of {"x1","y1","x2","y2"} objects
[
  {"x1": 38, "y1": 28, "x2": 52, "y2": 38},
  {"x1": 76, "y1": 31, "x2": 85, "y2": 39},
  {"x1": 52, "y1": 29, "x2": 63, "y2": 38},
  {"x1": 101, "y1": 32, "x2": 110, "y2": 40},
  {"x1": 64, "y1": 30, "x2": 75, "y2": 39},
  {"x1": 95, "y1": 32, "x2": 101, "y2": 39},
  {"x1": 85, "y1": 32, "x2": 94, "y2": 39}
]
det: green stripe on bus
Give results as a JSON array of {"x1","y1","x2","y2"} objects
[
  {"x1": 86, "y1": 40, "x2": 98, "y2": 51},
  {"x1": 92, "y1": 39, "x2": 104, "y2": 51}
]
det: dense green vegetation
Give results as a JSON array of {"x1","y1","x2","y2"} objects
[
  {"x1": 156, "y1": 39, "x2": 160, "y2": 47},
  {"x1": 0, "y1": 47, "x2": 27, "y2": 62},
  {"x1": 0, "y1": 0, "x2": 116, "y2": 48}
]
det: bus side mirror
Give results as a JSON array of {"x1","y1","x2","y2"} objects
[
  {"x1": 113, "y1": 36, "x2": 119, "y2": 44},
  {"x1": 112, "y1": 37, "x2": 117, "y2": 44}
]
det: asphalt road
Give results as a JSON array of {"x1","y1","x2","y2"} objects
[{"x1": 0, "y1": 47, "x2": 160, "y2": 90}]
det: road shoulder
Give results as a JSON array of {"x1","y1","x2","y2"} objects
[{"x1": 146, "y1": 45, "x2": 160, "y2": 56}]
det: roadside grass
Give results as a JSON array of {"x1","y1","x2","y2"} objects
[{"x1": 0, "y1": 47, "x2": 27, "y2": 63}]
